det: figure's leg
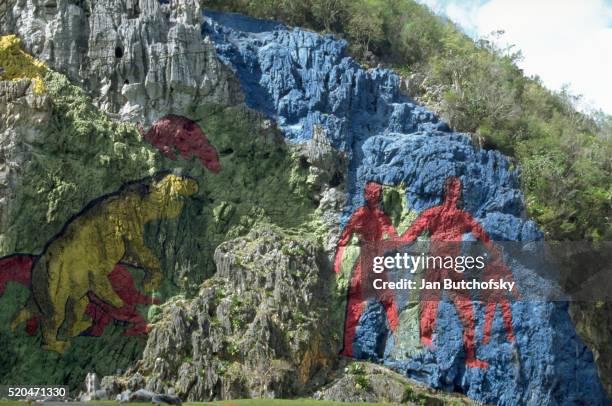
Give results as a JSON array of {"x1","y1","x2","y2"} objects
[
  {"x1": 419, "y1": 300, "x2": 438, "y2": 346},
  {"x1": 86, "y1": 303, "x2": 110, "y2": 337},
  {"x1": 68, "y1": 295, "x2": 93, "y2": 337},
  {"x1": 419, "y1": 268, "x2": 441, "y2": 346},
  {"x1": 341, "y1": 263, "x2": 365, "y2": 357},
  {"x1": 92, "y1": 272, "x2": 124, "y2": 309},
  {"x1": 40, "y1": 290, "x2": 70, "y2": 353},
  {"x1": 122, "y1": 309, "x2": 149, "y2": 336},
  {"x1": 499, "y1": 299, "x2": 515, "y2": 343},
  {"x1": 341, "y1": 292, "x2": 365, "y2": 357},
  {"x1": 451, "y1": 293, "x2": 488, "y2": 368},
  {"x1": 482, "y1": 301, "x2": 496, "y2": 344},
  {"x1": 377, "y1": 276, "x2": 399, "y2": 333}
]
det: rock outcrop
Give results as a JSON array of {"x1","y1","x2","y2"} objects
[
  {"x1": 2, "y1": 0, "x2": 242, "y2": 123},
  {"x1": 315, "y1": 361, "x2": 477, "y2": 405},
  {"x1": 0, "y1": 78, "x2": 50, "y2": 252},
  {"x1": 570, "y1": 302, "x2": 612, "y2": 396},
  {"x1": 113, "y1": 227, "x2": 340, "y2": 401}
]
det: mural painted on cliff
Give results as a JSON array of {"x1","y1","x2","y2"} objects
[
  {"x1": 399, "y1": 176, "x2": 518, "y2": 368},
  {"x1": 205, "y1": 11, "x2": 609, "y2": 404},
  {"x1": 335, "y1": 177, "x2": 518, "y2": 368},
  {"x1": 138, "y1": 114, "x2": 221, "y2": 173},
  {"x1": 2, "y1": 173, "x2": 198, "y2": 352},
  {"x1": 0, "y1": 113, "x2": 222, "y2": 353},
  {"x1": 1, "y1": 258, "x2": 160, "y2": 338}
]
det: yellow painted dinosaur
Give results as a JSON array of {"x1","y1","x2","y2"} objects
[{"x1": 12, "y1": 173, "x2": 198, "y2": 353}]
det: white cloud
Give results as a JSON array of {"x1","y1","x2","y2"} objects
[
  {"x1": 417, "y1": 0, "x2": 612, "y2": 114},
  {"x1": 417, "y1": 0, "x2": 485, "y2": 36},
  {"x1": 445, "y1": 3, "x2": 480, "y2": 33}
]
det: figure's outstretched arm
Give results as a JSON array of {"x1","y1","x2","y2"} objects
[
  {"x1": 469, "y1": 218, "x2": 493, "y2": 248},
  {"x1": 469, "y1": 217, "x2": 520, "y2": 298},
  {"x1": 469, "y1": 218, "x2": 505, "y2": 265},
  {"x1": 399, "y1": 211, "x2": 430, "y2": 243}
]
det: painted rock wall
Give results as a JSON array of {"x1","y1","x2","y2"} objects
[
  {"x1": 0, "y1": 35, "x2": 328, "y2": 388},
  {"x1": 204, "y1": 11, "x2": 609, "y2": 406},
  {"x1": 1, "y1": 3, "x2": 609, "y2": 404}
]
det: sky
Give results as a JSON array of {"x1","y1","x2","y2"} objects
[{"x1": 416, "y1": 0, "x2": 612, "y2": 114}]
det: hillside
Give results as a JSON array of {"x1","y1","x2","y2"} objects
[{"x1": 204, "y1": 0, "x2": 612, "y2": 243}]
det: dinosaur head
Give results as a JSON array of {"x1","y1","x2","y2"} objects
[
  {"x1": 146, "y1": 115, "x2": 221, "y2": 173},
  {"x1": 144, "y1": 174, "x2": 199, "y2": 219}
]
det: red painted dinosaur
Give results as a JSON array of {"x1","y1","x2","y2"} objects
[
  {"x1": 138, "y1": 114, "x2": 221, "y2": 173},
  {"x1": 84, "y1": 264, "x2": 161, "y2": 336}
]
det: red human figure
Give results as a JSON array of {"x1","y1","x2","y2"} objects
[
  {"x1": 482, "y1": 257, "x2": 518, "y2": 344},
  {"x1": 84, "y1": 264, "x2": 161, "y2": 337},
  {"x1": 334, "y1": 182, "x2": 399, "y2": 357},
  {"x1": 401, "y1": 176, "x2": 517, "y2": 368},
  {"x1": 138, "y1": 114, "x2": 221, "y2": 173}
]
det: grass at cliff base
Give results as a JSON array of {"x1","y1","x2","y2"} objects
[
  {"x1": 205, "y1": 401, "x2": 394, "y2": 406},
  {"x1": 0, "y1": 401, "x2": 396, "y2": 406}
]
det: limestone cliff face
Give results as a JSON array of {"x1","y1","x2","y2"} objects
[
  {"x1": 0, "y1": 79, "x2": 50, "y2": 251},
  {"x1": 2, "y1": 0, "x2": 242, "y2": 123},
  {"x1": 106, "y1": 228, "x2": 339, "y2": 401},
  {"x1": 0, "y1": 4, "x2": 610, "y2": 406},
  {"x1": 0, "y1": 42, "x2": 340, "y2": 387}
]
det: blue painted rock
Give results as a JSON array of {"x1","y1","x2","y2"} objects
[{"x1": 204, "y1": 11, "x2": 609, "y2": 406}]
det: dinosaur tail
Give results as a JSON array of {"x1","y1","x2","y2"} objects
[
  {"x1": 0, "y1": 254, "x2": 35, "y2": 295},
  {"x1": 0, "y1": 254, "x2": 41, "y2": 335}
]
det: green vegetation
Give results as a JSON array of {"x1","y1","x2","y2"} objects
[
  {"x1": 346, "y1": 362, "x2": 372, "y2": 391},
  {"x1": 3, "y1": 69, "x2": 321, "y2": 282},
  {"x1": 0, "y1": 71, "x2": 155, "y2": 391},
  {"x1": 0, "y1": 35, "x2": 47, "y2": 93},
  {"x1": 402, "y1": 384, "x2": 429, "y2": 406},
  {"x1": 2, "y1": 71, "x2": 158, "y2": 255},
  {"x1": 0, "y1": 281, "x2": 146, "y2": 396},
  {"x1": 203, "y1": 0, "x2": 612, "y2": 241},
  {"x1": 203, "y1": 401, "x2": 396, "y2": 406}
]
